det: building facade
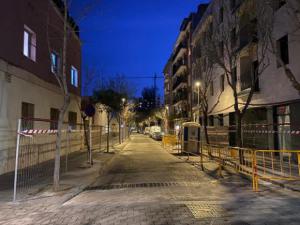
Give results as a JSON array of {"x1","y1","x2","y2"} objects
[
  {"x1": 0, "y1": 0, "x2": 82, "y2": 175},
  {"x1": 163, "y1": 4, "x2": 208, "y2": 132},
  {"x1": 190, "y1": 0, "x2": 300, "y2": 149},
  {"x1": 164, "y1": 0, "x2": 300, "y2": 150}
]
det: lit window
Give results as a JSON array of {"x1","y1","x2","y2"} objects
[
  {"x1": 51, "y1": 52, "x2": 59, "y2": 74},
  {"x1": 71, "y1": 66, "x2": 78, "y2": 87},
  {"x1": 23, "y1": 25, "x2": 36, "y2": 61}
]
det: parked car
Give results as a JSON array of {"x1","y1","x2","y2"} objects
[
  {"x1": 151, "y1": 131, "x2": 163, "y2": 141},
  {"x1": 131, "y1": 128, "x2": 137, "y2": 133},
  {"x1": 149, "y1": 126, "x2": 161, "y2": 137},
  {"x1": 144, "y1": 127, "x2": 150, "y2": 135}
]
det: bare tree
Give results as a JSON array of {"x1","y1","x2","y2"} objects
[
  {"x1": 74, "y1": 66, "x2": 97, "y2": 165},
  {"x1": 267, "y1": 0, "x2": 300, "y2": 94},
  {"x1": 46, "y1": 0, "x2": 100, "y2": 190},
  {"x1": 46, "y1": 0, "x2": 70, "y2": 191},
  {"x1": 204, "y1": 0, "x2": 272, "y2": 148},
  {"x1": 192, "y1": 55, "x2": 222, "y2": 145}
]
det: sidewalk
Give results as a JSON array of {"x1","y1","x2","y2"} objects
[{"x1": 0, "y1": 138, "x2": 129, "y2": 203}]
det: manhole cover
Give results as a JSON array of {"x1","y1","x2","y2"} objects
[{"x1": 186, "y1": 202, "x2": 226, "y2": 219}]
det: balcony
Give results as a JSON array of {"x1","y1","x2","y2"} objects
[
  {"x1": 173, "y1": 41, "x2": 188, "y2": 61},
  {"x1": 240, "y1": 59, "x2": 259, "y2": 93},
  {"x1": 173, "y1": 89, "x2": 188, "y2": 105},
  {"x1": 174, "y1": 111, "x2": 189, "y2": 119},
  {"x1": 173, "y1": 57, "x2": 188, "y2": 77},
  {"x1": 172, "y1": 75, "x2": 187, "y2": 91},
  {"x1": 239, "y1": 19, "x2": 258, "y2": 50}
]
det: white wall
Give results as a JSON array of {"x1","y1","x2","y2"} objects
[{"x1": 0, "y1": 59, "x2": 81, "y2": 175}]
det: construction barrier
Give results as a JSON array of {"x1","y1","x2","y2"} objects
[
  {"x1": 162, "y1": 135, "x2": 178, "y2": 150},
  {"x1": 9, "y1": 117, "x2": 128, "y2": 201},
  {"x1": 252, "y1": 150, "x2": 300, "y2": 191},
  {"x1": 163, "y1": 138, "x2": 300, "y2": 192}
]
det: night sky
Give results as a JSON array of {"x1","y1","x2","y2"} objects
[{"x1": 71, "y1": 0, "x2": 209, "y2": 97}]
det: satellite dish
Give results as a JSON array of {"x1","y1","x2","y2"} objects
[{"x1": 84, "y1": 104, "x2": 96, "y2": 117}]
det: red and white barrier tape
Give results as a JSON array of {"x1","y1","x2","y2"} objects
[
  {"x1": 242, "y1": 130, "x2": 300, "y2": 135},
  {"x1": 19, "y1": 129, "x2": 88, "y2": 137}
]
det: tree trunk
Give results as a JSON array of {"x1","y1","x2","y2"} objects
[
  {"x1": 53, "y1": 95, "x2": 70, "y2": 191},
  {"x1": 118, "y1": 115, "x2": 121, "y2": 144},
  {"x1": 236, "y1": 112, "x2": 244, "y2": 164},
  {"x1": 203, "y1": 113, "x2": 210, "y2": 145},
  {"x1": 82, "y1": 117, "x2": 91, "y2": 162},
  {"x1": 107, "y1": 113, "x2": 110, "y2": 153},
  {"x1": 53, "y1": 0, "x2": 69, "y2": 191}
]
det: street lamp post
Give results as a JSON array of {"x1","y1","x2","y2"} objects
[
  {"x1": 195, "y1": 81, "x2": 203, "y2": 170},
  {"x1": 195, "y1": 82, "x2": 201, "y2": 124},
  {"x1": 120, "y1": 98, "x2": 126, "y2": 143}
]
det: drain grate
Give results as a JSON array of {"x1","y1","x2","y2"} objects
[
  {"x1": 186, "y1": 202, "x2": 226, "y2": 219},
  {"x1": 86, "y1": 182, "x2": 182, "y2": 190}
]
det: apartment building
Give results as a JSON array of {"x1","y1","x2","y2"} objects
[
  {"x1": 0, "y1": 0, "x2": 81, "y2": 175},
  {"x1": 190, "y1": 0, "x2": 300, "y2": 149},
  {"x1": 163, "y1": 4, "x2": 208, "y2": 131}
]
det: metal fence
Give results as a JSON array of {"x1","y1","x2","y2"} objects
[
  {"x1": 4, "y1": 117, "x2": 129, "y2": 201},
  {"x1": 162, "y1": 134, "x2": 300, "y2": 192}
]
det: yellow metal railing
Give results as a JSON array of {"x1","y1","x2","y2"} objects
[
  {"x1": 162, "y1": 135, "x2": 178, "y2": 149},
  {"x1": 252, "y1": 150, "x2": 300, "y2": 191},
  {"x1": 163, "y1": 139, "x2": 300, "y2": 192}
]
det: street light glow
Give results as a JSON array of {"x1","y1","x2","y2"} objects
[{"x1": 195, "y1": 81, "x2": 201, "y2": 87}]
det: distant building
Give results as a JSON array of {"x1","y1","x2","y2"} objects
[
  {"x1": 0, "y1": 0, "x2": 81, "y2": 175},
  {"x1": 163, "y1": 4, "x2": 208, "y2": 132}
]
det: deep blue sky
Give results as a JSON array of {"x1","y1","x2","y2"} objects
[{"x1": 71, "y1": 0, "x2": 209, "y2": 97}]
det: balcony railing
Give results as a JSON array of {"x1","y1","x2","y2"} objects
[
  {"x1": 173, "y1": 41, "x2": 188, "y2": 61},
  {"x1": 172, "y1": 75, "x2": 187, "y2": 90},
  {"x1": 239, "y1": 20, "x2": 258, "y2": 50},
  {"x1": 173, "y1": 89, "x2": 188, "y2": 104},
  {"x1": 174, "y1": 111, "x2": 189, "y2": 119},
  {"x1": 173, "y1": 57, "x2": 187, "y2": 76}
]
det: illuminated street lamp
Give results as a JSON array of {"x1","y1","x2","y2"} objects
[{"x1": 195, "y1": 81, "x2": 201, "y2": 123}]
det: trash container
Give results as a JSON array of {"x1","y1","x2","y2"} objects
[{"x1": 182, "y1": 122, "x2": 201, "y2": 154}]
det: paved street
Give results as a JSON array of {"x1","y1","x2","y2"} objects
[{"x1": 1, "y1": 134, "x2": 300, "y2": 225}]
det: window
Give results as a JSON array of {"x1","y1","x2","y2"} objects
[
  {"x1": 220, "y1": 74, "x2": 225, "y2": 92},
  {"x1": 50, "y1": 108, "x2": 59, "y2": 130},
  {"x1": 68, "y1": 111, "x2": 77, "y2": 129},
  {"x1": 219, "y1": 7, "x2": 224, "y2": 23},
  {"x1": 210, "y1": 81, "x2": 214, "y2": 96},
  {"x1": 277, "y1": 35, "x2": 289, "y2": 66},
  {"x1": 51, "y1": 52, "x2": 59, "y2": 74},
  {"x1": 21, "y1": 102, "x2": 34, "y2": 129},
  {"x1": 231, "y1": 28, "x2": 237, "y2": 48},
  {"x1": 23, "y1": 25, "x2": 36, "y2": 61},
  {"x1": 218, "y1": 114, "x2": 224, "y2": 126},
  {"x1": 71, "y1": 66, "x2": 78, "y2": 87},
  {"x1": 209, "y1": 115, "x2": 214, "y2": 126},
  {"x1": 199, "y1": 117, "x2": 203, "y2": 126}
]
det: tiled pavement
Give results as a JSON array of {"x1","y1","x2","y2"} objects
[{"x1": 1, "y1": 135, "x2": 300, "y2": 225}]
